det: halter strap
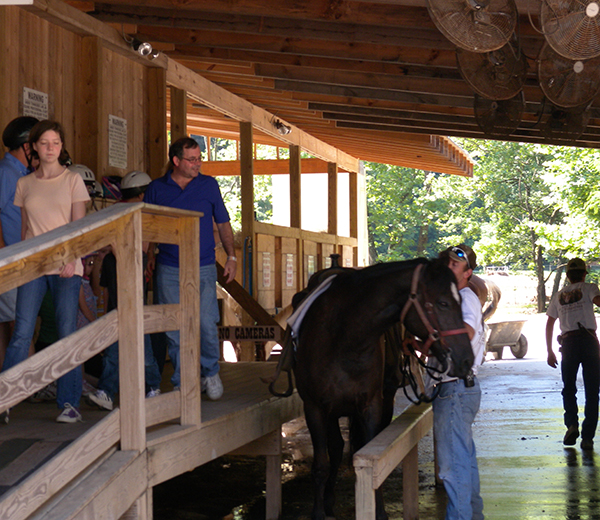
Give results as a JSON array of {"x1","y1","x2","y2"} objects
[{"x1": 399, "y1": 263, "x2": 469, "y2": 356}]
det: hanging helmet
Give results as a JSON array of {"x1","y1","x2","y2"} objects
[
  {"x1": 121, "y1": 170, "x2": 152, "y2": 190},
  {"x1": 70, "y1": 164, "x2": 98, "y2": 196},
  {"x1": 121, "y1": 170, "x2": 151, "y2": 200},
  {"x1": 2, "y1": 116, "x2": 39, "y2": 151}
]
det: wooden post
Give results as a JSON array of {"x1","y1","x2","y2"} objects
[
  {"x1": 402, "y1": 445, "x2": 419, "y2": 520},
  {"x1": 147, "y1": 68, "x2": 167, "y2": 179},
  {"x1": 349, "y1": 169, "x2": 358, "y2": 265},
  {"x1": 178, "y1": 215, "x2": 201, "y2": 425},
  {"x1": 289, "y1": 145, "x2": 301, "y2": 229},
  {"x1": 114, "y1": 210, "x2": 146, "y2": 452},
  {"x1": 77, "y1": 36, "x2": 101, "y2": 177},
  {"x1": 170, "y1": 86, "x2": 187, "y2": 142},
  {"x1": 240, "y1": 121, "x2": 254, "y2": 292},
  {"x1": 327, "y1": 162, "x2": 338, "y2": 236},
  {"x1": 355, "y1": 466, "x2": 376, "y2": 520}
]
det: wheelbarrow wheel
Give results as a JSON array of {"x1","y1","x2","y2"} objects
[{"x1": 510, "y1": 334, "x2": 528, "y2": 359}]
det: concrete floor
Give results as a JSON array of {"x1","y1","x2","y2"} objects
[{"x1": 471, "y1": 313, "x2": 599, "y2": 520}]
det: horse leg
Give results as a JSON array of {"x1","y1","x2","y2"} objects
[
  {"x1": 304, "y1": 404, "x2": 331, "y2": 520},
  {"x1": 324, "y1": 416, "x2": 344, "y2": 517}
]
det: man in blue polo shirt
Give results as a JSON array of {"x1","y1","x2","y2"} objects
[
  {"x1": 0, "y1": 116, "x2": 38, "y2": 367},
  {"x1": 145, "y1": 137, "x2": 236, "y2": 400}
]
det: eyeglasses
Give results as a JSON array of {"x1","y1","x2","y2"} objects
[
  {"x1": 451, "y1": 246, "x2": 471, "y2": 269},
  {"x1": 181, "y1": 156, "x2": 202, "y2": 164}
]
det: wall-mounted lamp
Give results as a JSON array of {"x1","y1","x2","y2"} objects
[
  {"x1": 149, "y1": 49, "x2": 161, "y2": 60},
  {"x1": 131, "y1": 38, "x2": 153, "y2": 56},
  {"x1": 274, "y1": 119, "x2": 292, "y2": 135}
]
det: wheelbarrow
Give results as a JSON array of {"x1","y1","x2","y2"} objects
[{"x1": 485, "y1": 320, "x2": 528, "y2": 360}]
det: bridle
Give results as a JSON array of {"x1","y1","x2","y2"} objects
[{"x1": 399, "y1": 263, "x2": 469, "y2": 356}]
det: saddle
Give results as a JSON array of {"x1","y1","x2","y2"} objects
[{"x1": 263, "y1": 254, "x2": 350, "y2": 397}]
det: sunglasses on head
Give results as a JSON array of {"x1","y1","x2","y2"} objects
[{"x1": 451, "y1": 246, "x2": 471, "y2": 269}]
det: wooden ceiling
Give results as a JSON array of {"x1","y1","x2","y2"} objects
[{"x1": 75, "y1": 0, "x2": 600, "y2": 173}]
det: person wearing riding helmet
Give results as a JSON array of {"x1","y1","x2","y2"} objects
[
  {"x1": 87, "y1": 170, "x2": 163, "y2": 412},
  {"x1": 430, "y1": 244, "x2": 485, "y2": 520},
  {"x1": 0, "y1": 116, "x2": 39, "y2": 367}
]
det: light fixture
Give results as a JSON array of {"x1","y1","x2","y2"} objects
[
  {"x1": 131, "y1": 38, "x2": 153, "y2": 56},
  {"x1": 274, "y1": 119, "x2": 292, "y2": 135},
  {"x1": 149, "y1": 49, "x2": 160, "y2": 60}
]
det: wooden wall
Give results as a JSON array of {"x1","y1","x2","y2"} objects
[{"x1": 0, "y1": 6, "x2": 167, "y2": 182}]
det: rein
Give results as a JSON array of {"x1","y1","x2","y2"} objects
[{"x1": 399, "y1": 263, "x2": 469, "y2": 356}]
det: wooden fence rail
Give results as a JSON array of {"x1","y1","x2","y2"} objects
[{"x1": 0, "y1": 202, "x2": 201, "y2": 519}]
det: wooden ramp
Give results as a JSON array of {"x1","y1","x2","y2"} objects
[{"x1": 0, "y1": 362, "x2": 302, "y2": 519}]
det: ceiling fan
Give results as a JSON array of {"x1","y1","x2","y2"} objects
[
  {"x1": 540, "y1": 0, "x2": 600, "y2": 60},
  {"x1": 538, "y1": 42, "x2": 600, "y2": 108},
  {"x1": 427, "y1": 0, "x2": 518, "y2": 52},
  {"x1": 474, "y1": 91, "x2": 524, "y2": 137},
  {"x1": 457, "y1": 38, "x2": 527, "y2": 99}
]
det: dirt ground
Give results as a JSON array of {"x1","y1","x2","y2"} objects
[{"x1": 152, "y1": 391, "x2": 446, "y2": 520}]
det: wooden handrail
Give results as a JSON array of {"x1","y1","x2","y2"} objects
[{"x1": 0, "y1": 202, "x2": 202, "y2": 518}]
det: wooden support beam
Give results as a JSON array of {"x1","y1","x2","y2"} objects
[
  {"x1": 147, "y1": 67, "x2": 168, "y2": 179},
  {"x1": 169, "y1": 85, "x2": 187, "y2": 142},
  {"x1": 178, "y1": 215, "x2": 201, "y2": 426},
  {"x1": 349, "y1": 170, "x2": 358, "y2": 240},
  {"x1": 115, "y1": 210, "x2": 146, "y2": 452},
  {"x1": 166, "y1": 59, "x2": 360, "y2": 173},
  {"x1": 289, "y1": 145, "x2": 301, "y2": 229},
  {"x1": 327, "y1": 162, "x2": 337, "y2": 237},
  {"x1": 240, "y1": 121, "x2": 255, "y2": 295}
]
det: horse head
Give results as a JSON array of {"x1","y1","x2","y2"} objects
[{"x1": 402, "y1": 258, "x2": 474, "y2": 379}]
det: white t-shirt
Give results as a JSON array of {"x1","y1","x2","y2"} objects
[
  {"x1": 546, "y1": 281, "x2": 600, "y2": 333},
  {"x1": 460, "y1": 286, "x2": 485, "y2": 374}
]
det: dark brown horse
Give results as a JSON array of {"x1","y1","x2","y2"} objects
[{"x1": 292, "y1": 258, "x2": 474, "y2": 520}]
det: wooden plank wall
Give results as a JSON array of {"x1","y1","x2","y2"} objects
[{"x1": 0, "y1": 6, "x2": 167, "y2": 182}]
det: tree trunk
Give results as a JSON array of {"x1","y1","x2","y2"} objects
[
  {"x1": 536, "y1": 245, "x2": 546, "y2": 313},
  {"x1": 551, "y1": 264, "x2": 564, "y2": 301}
]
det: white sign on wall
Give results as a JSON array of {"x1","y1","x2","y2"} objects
[
  {"x1": 22, "y1": 87, "x2": 49, "y2": 120},
  {"x1": 286, "y1": 254, "x2": 294, "y2": 287},
  {"x1": 108, "y1": 115, "x2": 128, "y2": 169},
  {"x1": 262, "y1": 252, "x2": 271, "y2": 288}
]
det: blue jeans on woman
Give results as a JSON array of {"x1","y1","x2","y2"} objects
[
  {"x1": 433, "y1": 377, "x2": 484, "y2": 520},
  {"x1": 156, "y1": 262, "x2": 220, "y2": 388},
  {"x1": 96, "y1": 335, "x2": 162, "y2": 399},
  {"x1": 2, "y1": 275, "x2": 82, "y2": 409}
]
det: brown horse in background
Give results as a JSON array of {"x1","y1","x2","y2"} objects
[{"x1": 292, "y1": 258, "x2": 474, "y2": 520}]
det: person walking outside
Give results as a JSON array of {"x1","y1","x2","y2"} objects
[{"x1": 546, "y1": 257, "x2": 600, "y2": 450}]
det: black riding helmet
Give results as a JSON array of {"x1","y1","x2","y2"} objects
[{"x1": 2, "y1": 116, "x2": 39, "y2": 151}]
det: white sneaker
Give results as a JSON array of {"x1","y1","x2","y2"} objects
[
  {"x1": 87, "y1": 390, "x2": 114, "y2": 411},
  {"x1": 203, "y1": 374, "x2": 223, "y2": 401},
  {"x1": 146, "y1": 388, "x2": 161, "y2": 398},
  {"x1": 56, "y1": 403, "x2": 83, "y2": 423}
]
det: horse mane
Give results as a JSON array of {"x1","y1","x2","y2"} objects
[{"x1": 343, "y1": 257, "x2": 429, "y2": 283}]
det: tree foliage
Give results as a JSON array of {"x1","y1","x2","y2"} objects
[{"x1": 366, "y1": 139, "x2": 600, "y2": 311}]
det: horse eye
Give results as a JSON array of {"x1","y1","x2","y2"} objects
[{"x1": 438, "y1": 301, "x2": 449, "y2": 308}]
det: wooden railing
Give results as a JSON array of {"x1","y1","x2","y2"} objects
[{"x1": 0, "y1": 202, "x2": 202, "y2": 519}]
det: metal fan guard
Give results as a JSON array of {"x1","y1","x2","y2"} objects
[
  {"x1": 474, "y1": 92, "x2": 524, "y2": 136},
  {"x1": 541, "y1": 0, "x2": 600, "y2": 60},
  {"x1": 538, "y1": 43, "x2": 600, "y2": 107},
  {"x1": 428, "y1": 0, "x2": 517, "y2": 52},
  {"x1": 457, "y1": 44, "x2": 527, "y2": 100}
]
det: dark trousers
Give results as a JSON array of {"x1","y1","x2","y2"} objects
[{"x1": 561, "y1": 332, "x2": 600, "y2": 441}]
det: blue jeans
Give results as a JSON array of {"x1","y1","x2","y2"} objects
[
  {"x1": 433, "y1": 378, "x2": 484, "y2": 520},
  {"x1": 560, "y1": 333, "x2": 600, "y2": 440},
  {"x1": 2, "y1": 275, "x2": 82, "y2": 409},
  {"x1": 156, "y1": 262, "x2": 220, "y2": 387},
  {"x1": 96, "y1": 335, "x2": 162, "y2": 400}
]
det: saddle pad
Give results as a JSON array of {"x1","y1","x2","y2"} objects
[{"x1": 287, "y1": 275, "x2": 337, "y2": 337}]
